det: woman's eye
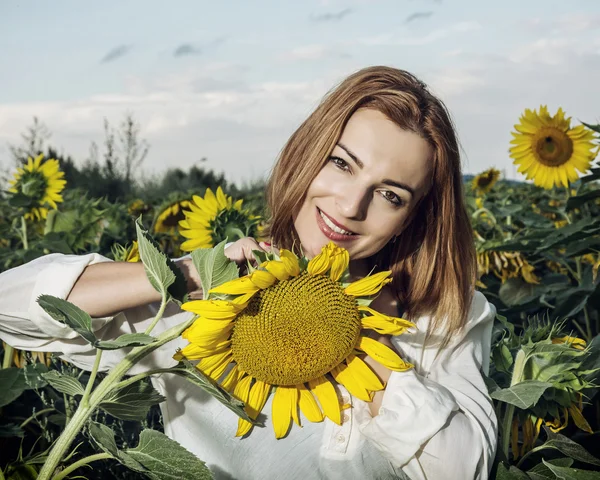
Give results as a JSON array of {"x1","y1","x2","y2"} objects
[
  {"x1": 381, "y1": 190, "x2": 404, "y2": 207},
  {"x1": 329, "y1": 156, "x2": 350, "y2": 172}
]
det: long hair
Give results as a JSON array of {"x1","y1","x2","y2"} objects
[{"x1": 264, "y1": 66, "x2": 476, "y2": 347}]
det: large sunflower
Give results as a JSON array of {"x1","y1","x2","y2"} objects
[
  {"x1": 8, "y1": 154, "x2": 66, "y2": 221},
  {"x1": 509, "y1": 106, "x2": 597, "y2": 189},
  {"x1": 176, "y1": 242, "x2": 414, "y2": 438},
  {"x1": 472, "y1": 168, "x2": 501, "y2": 194},
  {"x1": 179, "y1": 186, "x2": 260, "y2": 251}
]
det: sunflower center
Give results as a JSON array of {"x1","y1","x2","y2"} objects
[
  {"x1": 532, "y1": 127, "x2": 574, "y2": 167},
  {"x1": 231, "y1": 273, "x2": 361, "y2": 386},
  {"x1": 19, "y1": 171, "x2": 48, "y2": 203}
]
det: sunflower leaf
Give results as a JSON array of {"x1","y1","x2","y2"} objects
[
  {"x1": 95, "y1": 333, "x2": 157, "y2": 350},
  {"x1": 123, "y1": 429, "x2": 213, "y2": 480},
  {"x1": 42, "y1": 371, "x2": 85, "y2": 397},
  {"x1": 99, "y1": 380, "x2": 166, "y2": 421},
  {"x1": 192, "y1": 239, "x2": 239, "y2": 300},
  {"x1": 173, "y1": 359, "x2": 256, "y2": 425},
  {"x1": 536, "y1": 427, "x2": 600, "y2": 466},
  {"x1": 490, "y1": 380, "x2": 552, "y2": 409},
  {"x1": 135, "y1": 218, "x2": 188, "y2": 304},
  {"x1": 0, "y1": 364, "x2": 48, "y2": 408},
  {"x1": 37, "y1": 294, "x2": 97, "y2": 345},
  {"x1": 541, "y1": 459, "x2": 600, "y2": 479}
]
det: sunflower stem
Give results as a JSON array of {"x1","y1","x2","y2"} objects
[
  {"x1": 36, "y1": 316, "x2": 194, "y2": 480},
  {"x1": 501, "y1": 403, "x2": 516, "y2": 461},
  {"x1": 51, "y1": 452, "x2": 114, "y2": 480},
  {"x1": 80, "y1": 350, "x2": 102, "y2": 409},
  {"x1": 144, "y1": 296, "x2": 168, "y2": 335},
  {"x1": 20, "y1": 215, "x2": 29, "y2": 250}
]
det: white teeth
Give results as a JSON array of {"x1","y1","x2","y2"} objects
[{"x1": 319, "y1": 210, "x2": 354, "y2": 235}]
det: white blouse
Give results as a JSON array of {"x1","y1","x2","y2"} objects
[{"x1": 0, "y1": 253, "x2": 497, "y2": 480}]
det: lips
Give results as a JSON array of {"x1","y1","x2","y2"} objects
[{"x1": 315, "y1": 208, "x2": 358, "y2": 242}]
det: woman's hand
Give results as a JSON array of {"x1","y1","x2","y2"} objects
[{"x1": 224, "y1": 238, "x2": 276, "y2": 274}]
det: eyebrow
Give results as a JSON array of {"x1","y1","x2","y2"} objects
[{"x1": 336, "y1": 142, "x2": 415, "y2": 198}]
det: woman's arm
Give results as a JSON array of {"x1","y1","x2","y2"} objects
[{"x1": 66, "y1": 258, "x2": 200, "y2": 318}]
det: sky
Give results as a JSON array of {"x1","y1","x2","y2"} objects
[{"x1": 1, "y1": 0, "x2": 599, "y2": 185}]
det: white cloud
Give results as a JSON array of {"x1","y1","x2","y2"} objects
[{"x1": 357, "y1": 21, "x2": 482, "y2": 46}]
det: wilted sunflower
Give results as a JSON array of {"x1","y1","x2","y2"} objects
[
  {"x1": 176, "y1": 242, "x2": 414, "y2": 438},
  {"x1": 472, "y1": 168, "x2": 501, "y2": 194},
  {"x1": 509, "y1": 106, "x2": 597, "y2": 189},
  {"x1": 153, "y1": 199, "x2": 192, "y2": 236},
  {"x1": 179, "y1": 187, "x2": 260, "y2": 251},
  {"x1": 8, "y1": 154, "x2": 66, "y2": 221},
  {"x1": 477, "y1": 250, "x2": 539, "y2": 284}
]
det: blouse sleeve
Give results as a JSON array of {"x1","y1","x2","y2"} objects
[
  {"x1": 0, "y1": 253, "x2": 189, "y2": 374},
  {"x1": 354, "y1": 291, "x2": 497, "y2": 480}
]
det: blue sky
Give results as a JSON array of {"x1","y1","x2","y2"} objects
[{"x1": 1, "y1": 0, "x2": 599, "y2": 184}]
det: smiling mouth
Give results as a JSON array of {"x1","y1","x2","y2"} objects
[{"x1": 317, "y1": 208, "x2": 357, "y2": 236}]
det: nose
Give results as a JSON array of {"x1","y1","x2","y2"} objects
[{"x1": 335, "y1": 185, "x2": 369, "y2": 221}]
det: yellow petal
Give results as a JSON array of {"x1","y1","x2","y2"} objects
[
  {"x1": 331, "y1": 363, "x2": 373, "y2": 402},
  {"x1": 250, "y1": 269, "x2": 277, "y2": 289},
  {"x1": 568, "y1": 404, "x2": 593, "y2": 433},
  {"x1": 359, "y1": 308, "x2": 414, "y2": 336},
  {"x1": 246, "y1": 379, "x2": 272, "y2": 420},
  {"x1": 307, "y1": 248, "x2": 332, "y2": 276},
  {"x1": 357, "y1": 336, "x2": 413, "y2": 372},
  {"x1": 298, "y1": 385, "x2": 324, "y2": 423},
  {"x1": 272, "y1": 386, "x2": 299, "y2": 438},
  {"x1": 329, "y1": 249, "x2": 349, "y2": 282},
  {"x1": 215, "y1": 186, "x2": 229, "y2": 210},
  {"x1": 197, "y1": 351, "x2": 232, "y2": 379},
  {"x1": 234, "y1": 375, "x2": 254, "y2": 437},
  {"x1": 279, "y1": 249, "x2": 300, "y2": 276},
  {"x1": 210, "y1": 277, "x2": 260, "y2": 296},
  {"x1": 264, "y1": 260, "x2": 291, "y2": 281},
  {"x1": 221, "y1": 365, "x2": 240, "y2": 392},
  {"x1": 345, "y1": 354, "x2": 384, "y2": 391},
  {"x1": 181, "y1": 299, "x2": 246, "y2": 320},
  {"x1": 308, "y1": 376, "x2": 341, "y2": 425},
  {"x1": 345, "y1": 271, "x2": 393, "y2": 297}
]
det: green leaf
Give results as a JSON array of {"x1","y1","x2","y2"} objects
[
  {"x1": 36, "y1": 294, "x2": 97, "y2": 345},
  {"x1": 541, "y1": 459, "x2": 600, "y2": 479},
  {"x1": 135, "y1": 218, "x2": 187, "y2": 304},
  {"x1": 537, "y1": 427, "x2": 600, "y2": 467},
  {"x1": 191, "y1": 239, "x2": 239, "y2": 300},
  {"x1": 564, "y1": 236, "x2": 600, "y2": 257},
  {"x1": 492, "y1": 344, "x2": 514, "y2": 374},
  {"x1": 100, "y1": 380, "x2": 166, "y2": 421},
  {"x1": 566, "y1": 190, "x2": 600, "y2": 210},
  {"x1": 88, "y1": 422, "x2": 120, "y2": 457},
  {"x1": 499, "y1": 278, "x2": 539, "y2": 307},
  {"x1": 0, "y1": 364, "x2": 48, "y2": 407},
  {"x1": 172, "y1": 359, "x2": 255, "y2": 424},
  {"x1": 552, "y1": 286, "x2": 594, "y2": 321},
  {"x1": 495, "y1": 463, "x2": 529, "y2": 480},
  {"x1": 0, "y1": 423, "x2": 24, "y2": 438},
  {"x1": 123, "y1": 429, "x2": 213, "y2": 480},
  {"x1": 490, "y1": 380, "x2": 552, "y2": 409},
  {"x1": 527, "y1": 458, "x2": 574, "y2": 480},
  {"x1": 95, "y1": 333, "x2": 157, "y2": 350},
  {"x1": 42, "y1": 371, "x2": 85, "y2": 396}
]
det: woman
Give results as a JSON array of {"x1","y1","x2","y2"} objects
[{"x1": 0, "y1": 66, "x2": 497, "y2": 479}]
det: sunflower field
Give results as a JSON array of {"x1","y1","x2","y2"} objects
[{"x1": 1, "y1": 107, "x2": 600, "y2": 479}]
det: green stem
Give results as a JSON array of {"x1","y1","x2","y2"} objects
[
  {"x1": 471, "y1": 208, "x2": 497, "y2": 225},
  {"x1": 21, "y1": 216, "x2": 29, "y2": 250},
  {"x1": 572, "y1": 319, "x2": 588, "y2": 340},
  {"x1": 144, "y1": 296, "x2": 167, "y2": 335},
  {"x1": 36, "y1": 316, "x2": 195, "y2": 480},
  {"x1": 80, "y1": 350, "x2": 103, "y2": 409},
  {"x1": 516, "y1": 443, "x2": 546, "y2": 469},
  {"x1": 0, "y1": 466, "x2": 5, "y2": 480},
  {"x1": 2, "y1": 344, "x2": 14, "y2": 369},
  {"x1": 113, "y1": 367, "x2": 181, "y2": 391},
  {"x1": 582, "y1": 306, "x2": 593, "y2": 342},
  {"x1": 20, "y1": 407, "x2": 56, "y2": 429},
  {"x1": 51, "y1": 452, "x2": 113, "y2": 480}
]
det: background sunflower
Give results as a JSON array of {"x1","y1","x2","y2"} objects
[
  {"x1": 509, "y1": 106, "x2": 597, "y2": 189},
  {"x1": 8, "y1": 154, "x2": 66, "y2": 221}
]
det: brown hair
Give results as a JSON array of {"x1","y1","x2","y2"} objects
[{"x1": 264, "y1": 66, "x2": 476, "y2": 347}]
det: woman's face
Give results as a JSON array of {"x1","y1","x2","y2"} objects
[{"x1": 293, "y1": 108, "x2": 432, "y2": 261}]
